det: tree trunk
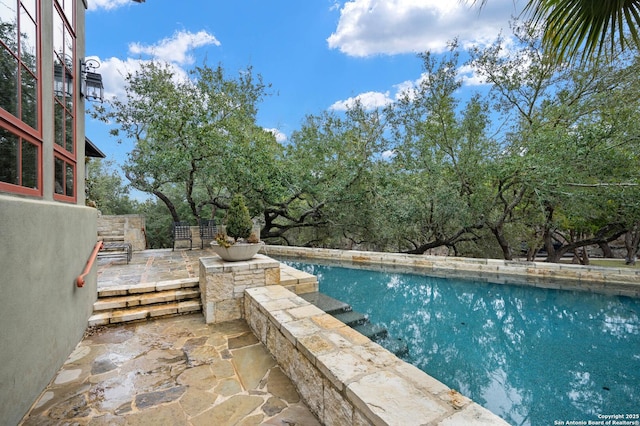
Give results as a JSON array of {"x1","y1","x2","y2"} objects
[
  {"x1": 575, "y1": 245, "x2": 590, "y2": 265},
  {"x1": 598, "y1": 241, "x2": 614, "y2": 258},
  {"x1": 542, "y1": 203, "x2": 557, "y2": 262},
  {"x1": 153, "y1": 190, "x2": 181, "y2": 223},
  {"x1": 624, "y1": 225, "x2": 640, "y2": 265},
  {"x1": 490, "y1": 224, "x2": 513, "y2": 260}
]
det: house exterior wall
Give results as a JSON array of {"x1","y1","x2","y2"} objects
[
  {"x1": 0, "y1": 196, "x2": 97, "y2": 425},
  {"x1": 0, "y1": 1, "x2": 96, "y2": 424}
]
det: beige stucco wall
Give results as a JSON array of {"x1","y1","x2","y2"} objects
[
  {"x1": 0, "y1": 0, "x2": 94, "y2": 424},
  {"x1": 0, "y1": 196, "x2": 98, "y2": 425}
]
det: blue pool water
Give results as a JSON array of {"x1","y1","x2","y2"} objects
[{"x1": 283, "y1": 260, "x2": 640, "y2": 426}]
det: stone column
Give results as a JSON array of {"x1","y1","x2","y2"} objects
[{"x1": 199, "y1": 254, "x2": 280, "y2": 324}]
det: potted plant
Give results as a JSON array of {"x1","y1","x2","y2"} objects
[{"x1": 210, "y1": 194, "x2": 264, "y2": 261}]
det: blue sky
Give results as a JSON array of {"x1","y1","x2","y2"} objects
[{"x1": 85, "y1": 0, "x2": 522, "y2": 169}]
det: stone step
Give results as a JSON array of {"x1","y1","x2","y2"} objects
[
  {"x1": 332, "y1": 310, "x2": 368, "y2": 327},
  {"x1": 90, "y1": 278, "x2": 202, "y2": 327},
  {"x1": 97, "y1": 277, "x2": 199, "y2": 298},
  {"x1": 377, "y1": 336, "x2": 409, "y2": 358},
  {"x1": 93, "y1": 288, "x2": 200, "y2": 312},
  {"x1": 296, "y1": 291, "x2": 407, "y2": 357},
  {"x1": 88, "y1": 300, "x2": 202, "y2": 327},
  {"x1": 299, "y1": 292, "x2": 351, "y2": 315},
  {"x1": 353, "y1": 323, "x2": 388, "y2": 341}
]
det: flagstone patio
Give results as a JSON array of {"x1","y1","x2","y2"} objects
[{"x1": 19, "y1": 248, "x2": 320, "y2": 425}]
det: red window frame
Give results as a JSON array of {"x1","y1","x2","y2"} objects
[
  {"x1": 52, "y1": 0, "x2": 77, "y2": 203},
  {"x1": 0, "y1": 0, "x2": 42, "y2": 197}
]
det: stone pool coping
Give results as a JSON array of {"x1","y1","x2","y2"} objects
[
  {"x1": 244, "y1": 285, "x2": 509, "y2": 425},
  {"x1": 261, "y1": 245, "x2": 640, "y2": 298}
]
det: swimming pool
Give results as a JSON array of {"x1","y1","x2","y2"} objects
[{"x1": 282, "y1": 260, "x2": 640, "y2": 426}]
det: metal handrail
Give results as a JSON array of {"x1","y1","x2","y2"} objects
[{"x1": 76, "y1": 241, "x2": 103, "y2": 288}]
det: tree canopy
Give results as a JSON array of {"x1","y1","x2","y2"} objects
[
  {"x1": 473, "y1": 0, "x2": 640, "y2": 64},
  {"x1": 93, "y1": 20, "x2": 640, "y2": 261}
]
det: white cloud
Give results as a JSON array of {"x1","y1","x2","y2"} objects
[
  {"x1": 329, "y1": 90, "x2": 393, "y2": 111},
  {"x1": 95, "y1": 56, "x2": 189, "y2": 101},
  {"x1": 381, "y1": 149, "x2": 396, "y2": 160},
  {"x1": 457, "y1": 64, "x2": 486, "y2": 86},
  {"x1": 87, "y1": 0, "x2": 140, "y2": 12},
  {"x1": 128, "y1": 30, "x2": 220, "y2": 65},
  {"x1": 327, "y1": 0, "x2": 519, "y2": 57},
  {"x1": 265, "y1": 128, "x2": 288, "y2": 143},
  {"x1": 89, "y1": 30, "x2": 218, "y2": 101},
  {"x1": 331, "y1": 61, "x2": 493, "y2": 113}
]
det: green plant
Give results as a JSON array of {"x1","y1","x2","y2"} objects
[
  {"x1": 225, "y1": 194, "x2": 253, "y2": 241},
  {"x1": 215, "y1": 231, "x2": 233, "y2": 248}
]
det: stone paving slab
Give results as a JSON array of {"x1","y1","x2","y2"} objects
[
  {"x1": 97, "y1": 248, "x2": 317, "y2": 294},
  {"x1": 20, "y1": 315, "x2": 320, "y2": 426}
]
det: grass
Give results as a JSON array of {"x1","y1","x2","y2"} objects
[{"x1": 588, "y1": 258, "x2": 640, "y2": 269}]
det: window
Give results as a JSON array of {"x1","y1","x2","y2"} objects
[
  {"x1": 54, "y1": 155, "x2": 74, "y2": 197},
  {"x1": 52, "y1": 0, "x2": 76, "y2": 202},
  {"x1": 0, "y1": 0, "x2": 41, "y2": 196}
]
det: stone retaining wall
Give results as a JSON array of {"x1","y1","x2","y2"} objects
[
  {"x1": 199, "y1": 254, "x2": 281, "y2": 324},
  {"x1": 262, "y1": 246, "x2": 640, "y2": 298},
  {"x1": 244, "y1": 285, "x2": 509, "y2": 426},
  {"x1": 97, "y1": 214, "x2": 146, "y2": 251}
]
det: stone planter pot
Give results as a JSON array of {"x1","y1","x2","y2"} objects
[{"x1": 210, "y1": 241, "x2": 265, "y2": 262}]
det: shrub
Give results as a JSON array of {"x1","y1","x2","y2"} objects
[{"x1": 225, "y1": 194, "x2": 253, "y2": 241}]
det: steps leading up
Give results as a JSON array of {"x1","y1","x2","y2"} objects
[
  {"x1": 300, "y1": 291, "x2": 408, "y2": 358},
  {"x1": 353, "y1": 322, "x2": 388, "y2": 341},
  {"x1": 333, "y1": 310, "x2": 368, "y2": 327},
  {"x1": 89, "y1": 278, "x2": 201, "y2": 326},
  {"x1": 299, "y1": 292, "x2": 351, "y2": 315},
  {"x1": 377, "y1": 336, "x2": 409, "y2": 357}
]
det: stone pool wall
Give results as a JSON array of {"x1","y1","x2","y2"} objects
[
  {"x1": 261, "y1": 246, "x2": 640, "y2": 298},
  {"x1": 244, "y1": 285, "x2": 509, "y2": 425},
  {"x1": 199, "y1": 254, "x2": 281, "y2": 323}
]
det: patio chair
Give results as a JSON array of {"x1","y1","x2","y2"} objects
[
  {"x1": 172, "y1": 221, "x2": 192, "y2": 251},
  {"x1": 199, "y1": 219, "x2": 218, "y2": 248}
]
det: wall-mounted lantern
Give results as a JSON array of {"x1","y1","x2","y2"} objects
[{"x1": 80, "y1": 58, "x2": 104, "y2": 102}]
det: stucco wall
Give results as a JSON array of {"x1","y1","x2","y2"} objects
[{"x1": 0, "y1": 196, "x2": 98, "y2": 425}]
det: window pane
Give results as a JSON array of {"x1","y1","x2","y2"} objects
[
  {"x1": 53, "y1": 11, "x2": 63, "y2": 60},
  {"x1": 21, "y1": 65, "x2": 37, "y2": 129},
  {"x1": 0, "y1": 129, "x2": 19, "y2": 185},
  {"x1": 65, "y1": 108, "x2": 73, "y2": 153},
  {"x1": 19, "y1": 4, "x2": 37, "y2": 69},
  {"x1": 0, "y1": 1, "x2": 18, "y2": 52},
  {"x1": 53, "y1": 60, "x2": 63, "y2": 100},
  {"x1": 65, "y1": 1, "x2": 74, "y2": 27},
  {"x1": 54, "y1": 157, "x2": 64, "y2": 194},
  {"x1": 21, "y1": 139, "x2": 37, "y2": 188},
  {"x1": 22, "y1": 0, "x2": 36, "y2": 22},
  {"x1": 0, "y1": 48, "x2": 19, "y2": 116},
  {"x1": 54, "y1": 101, "x2": 64, "y2": 147},
  {"x1": 65, "y1": 67, "x2": 73, "y2": 107},
  {"x1": 65, "y1": 162, "x2": 73, "y2": 197},
  {"x1": 64, "y1": 25, "x2": 73, "y2": 72}
]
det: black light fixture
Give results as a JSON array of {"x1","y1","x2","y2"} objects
[{"x1": 80, "y1": 58, "x2": 104, "y2": 102}]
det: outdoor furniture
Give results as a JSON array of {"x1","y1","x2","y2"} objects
[
  {"x1": 97, "y1": 241, "x2": 132, "y2": 264},
  {"x1": 172, "y1": 221, "x2": 192, "y2": 250},
  {"x1": 199, "y1": 219, "x2": 218, "y2": 249}
]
